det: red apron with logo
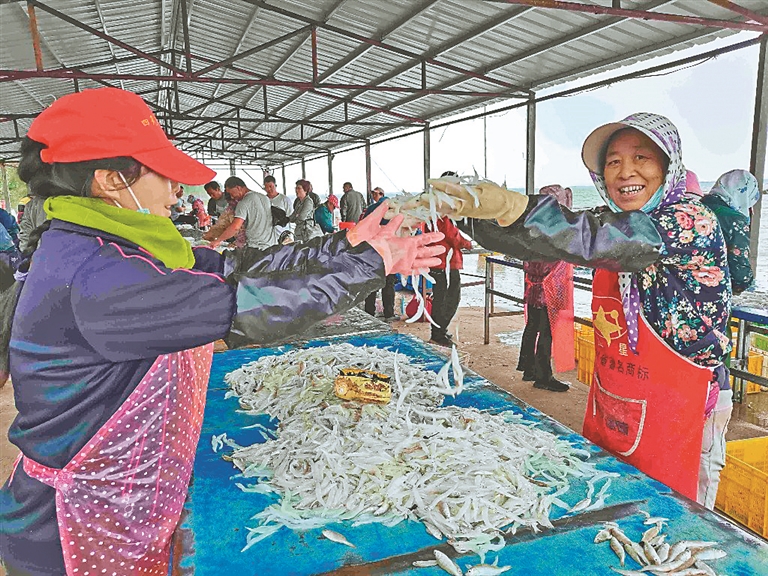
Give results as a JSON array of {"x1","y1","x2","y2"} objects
[
  {"x1": 582, "y1": 270, "x2": 711, "y2": 500},
  {"x1": 17, "y1": 344, "x2": 213, "y2": 575}
]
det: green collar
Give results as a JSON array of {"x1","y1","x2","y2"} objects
[{"x1": 44, "y1": 196, "x2": 194, "y2": 269}]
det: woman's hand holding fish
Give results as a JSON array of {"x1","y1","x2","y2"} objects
[{"x1": 428, "y1": 178, "x2": 529, "y2": 226}]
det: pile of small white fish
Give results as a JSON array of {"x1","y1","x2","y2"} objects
[
  {"x1": 595, "y1": 513, "x2": 727, "y2": 575},
  {"x1": 222, "y1": 343, "x2": 614, "y2": 556}
]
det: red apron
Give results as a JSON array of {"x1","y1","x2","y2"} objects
[
  {"x1": 582, "y1": 270, "x2": 711, "y2": 500},
  {"x1": 542, "y1": 261, "x2": 575, "y2": 373},
  {"x1": 18, "y1": 344, "x2": 213, "y2": 575}
]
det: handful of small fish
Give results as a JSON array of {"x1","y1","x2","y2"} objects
[
  {"x1": 222, "y1": 344, "x2": 614, "y2": 556},
  {"x1": 595, "y1": 514, "x2": 727, "y2": 575}
]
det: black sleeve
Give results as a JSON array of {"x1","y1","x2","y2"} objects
[{"x1": 458, "y1": 195, "x2": 663, "y2": 272}]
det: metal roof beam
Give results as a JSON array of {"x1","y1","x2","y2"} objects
[
  {"x1": 529, "y1": 26, "x2": 724, "y2": 89},
  {"x1": 0, "y1": 69, "x2": 528, "y2": 98},
  {"x1": 229, "y1": 0, "x2": 350, "y2": 128},
  {"x1": 92, "y1": 0, "x2": 125, "y2": 90},
  {"x1": 174, "y1": 135, "x2": 350, "y2": 144},
  {"x1": 27, "y1": 0, "x2": 187, "y2": 76},
  {"x1": 242, "y1": 0, "x2": 532, "y2": 93},
  {"x1": 320, "y1": 0, "x2": 440, "y2": 83},
  {"x1": 488, "y1": 0, "x2": 768, "y2": 32},
  {"x1": 260, "y1": 0, "x2": 441, "y2": 123},
  {"x1": 193, "y1": 25, "x2": 312, "y2": 77},
  {"x1": 349, "y1": 29, "x2": 760, "y2": 151},
  {"x1": 270, "y1": 4, "x2": 534, "y2": 141},
  {"x1": 290, "y1": 0, "x2": 699, "y2": 145},
  {"x1": 705, "y1": 0, "x2": 768, "y2": 26}
]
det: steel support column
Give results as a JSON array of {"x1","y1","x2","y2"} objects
[
  {"x1": 365, "y1": 140, "x2": 372, "y2": 203},
  {"x1": 327, "y1": 152, "x2": 333, "y2": 194},
  {"x1": 423, "y1": 122, "x2": 431, "y2": 191},
  {"x1": 525, "y1": 96, "x2": 536, "y2": 196},
  {"x1": 229, "y1": 158, "x2": 236, "y2": 176},
  {"x1": 301, "y1": 157, "x2": 306, "y2": 179},
  {"x1": 281, "y1": 164, "x2": 287, "y2": 195},
  {"x1": 0, "y1": 162, "x2": 11, "y2": 213},
  {"x1": 749, "y1": 34, "x2": 768, "y2": 275},
  {"x1": 27, "y1": 2, "x2": 44, "y2": 71}
]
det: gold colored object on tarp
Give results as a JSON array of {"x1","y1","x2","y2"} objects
[{"x1": 333, "y1": 368, "x2": 392, "y2": 404}]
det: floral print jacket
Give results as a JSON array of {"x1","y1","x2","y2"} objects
[{"x1": 639, "y1": 200, "x2": 731, "y2": 366}]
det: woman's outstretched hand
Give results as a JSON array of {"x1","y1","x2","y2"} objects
[
  {"x1": 347, "y1": 201, "x2": 445, "y2": 276},
  {"x1": 428, "y1": 178, "x2": 529, "y2": 226}
]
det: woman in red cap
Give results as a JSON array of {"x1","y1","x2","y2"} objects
[{"x1": 0, "y1": 87, "x2": 444, "y2": 576}]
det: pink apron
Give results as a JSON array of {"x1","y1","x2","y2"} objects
[
  {"x1": 19, "y1": 344, "x2": 213, "y2": 575},
  {"x1": 542, "y1": 261, "x2": 575, "y2": 373}
]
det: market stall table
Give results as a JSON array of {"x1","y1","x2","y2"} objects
[
  {"x1": 171, "y1": 333, "x2": 768, "y2": 575},
  {"x1": 730, "y1": 291, "x2": 768, "y2": 402}
]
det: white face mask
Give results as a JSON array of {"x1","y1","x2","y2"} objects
[{"x1": 116, "y1": 173, "x2": 151, "y2": 215}]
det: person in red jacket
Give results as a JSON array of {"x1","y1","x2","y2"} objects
[{"x1": 428, "y1": 173, "x2": 474, "y2": 347}]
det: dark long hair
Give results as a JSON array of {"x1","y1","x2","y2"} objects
[
  {"x1": 18, "y1": 137, "x2": 142, "y2": 199},
  {"x1": 0, "y1": 138, "x2": 144, "y2": 385}
]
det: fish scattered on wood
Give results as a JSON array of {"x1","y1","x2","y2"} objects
[
  {"x1": 595, "y1": 516, "x2": 726, "y2": 576},
  {"x1": 434, "y1": 549, "x2": 463, "y2": 576},
  {"x1": 465, "y1": 562, "x2": 511, "y2": 576}
]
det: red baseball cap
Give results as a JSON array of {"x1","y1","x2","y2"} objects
[{"x1": 27, "y1": 87, "x2": 215, "y2": 185}]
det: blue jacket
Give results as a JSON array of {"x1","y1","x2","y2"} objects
[{"x1": 0, "y1": 219, "x2": 384, "y2": 574}]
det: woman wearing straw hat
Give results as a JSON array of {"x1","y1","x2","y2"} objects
[
  {"x1": 424, "y1": 113, "x2": 732, "y2": 510},
  {"x1": 0, "y1": 87, "x2": 444, "y2": 575}
]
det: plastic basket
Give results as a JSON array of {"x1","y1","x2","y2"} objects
[
  {"x1": 576, "y1": 327, "x2": 595, "y2": 386},
  {"x1": 714, "y1": 437, "x2": 768, "y2": 538},
  {"x1": 747, "y1": 351, "x2": 764, "y2": 394}
]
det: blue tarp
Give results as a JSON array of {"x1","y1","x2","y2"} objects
[{"x1": 173, "y1": 333, "x2": 768, "y2": 576}]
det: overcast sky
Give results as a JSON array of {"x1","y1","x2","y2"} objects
[{"x1": 208, "y1": 31, "x2": 763, "y2": 195}]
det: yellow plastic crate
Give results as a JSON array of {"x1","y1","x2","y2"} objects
[
  {"x1": 747, "y1": 351, "x2": 764, "y2": 395},
  {"x1": 715, "y1": 437, "x2": 768, "y2": 538},
  {"x1": 576, "y1": 329, "x2": 595, "y2": 386},
  {"x1": 728, "y1": 350, "x2": 765, "y2": 394}
]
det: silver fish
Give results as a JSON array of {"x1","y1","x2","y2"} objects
[
  {"x1": 643, "y1": 549, "x2": 692, "y2": 572},
  {"x1": 626, "y1": 542, "x2": 648, "y2": 567},
  {"x1": 642, "y1": 540, "x2": 661, "y2": 565},
  {"x1": 643, "y1": 516, "x2": 668, "y2": 525},
  {"x1": 610, "y1": 569, "x2": 646, "y2": 576},
  {"x1": 641, "y1": 523, "x2": 661, "y2": 544},
  {"x1": 693, "y1": 560, "x2": 717, "y2": 576},
  {"x1": 595, "y1": 527, "x2": 613, "y2": 543},
  {"x1": 413, "y1": 560, "x2": 439, "y2": 568},
  {"x1": 465, "y1": 563, "x2": 511, "y2": 576},
  {"x1": 650, "y1": 534, "x2": 667, "y2": 548},
  {"x1": 610, "y1": 527, "x2": 634, "y2": 549},
  {"x1": 656, "y1": 542, "x2": 670, "y2": 564},
  {"x1": 321, "y1": 529, "x2": 355, "y2": 548},
  {"x1": 610, "y1": 536, "x2": 626, "y2": 566},
  {"x1": 693, "y1": 549, "x2": 726, "y2": 561},
  {"x1": 424, "y1": 520, "x2": 444, "y2": 540},
  {"x1": 434, "y1": 549, "x2": 463, "y2": 576}
]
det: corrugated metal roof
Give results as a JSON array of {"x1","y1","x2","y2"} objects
[{"x1": 1, "y1": 0, "x2": 766, "y2": 165}]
